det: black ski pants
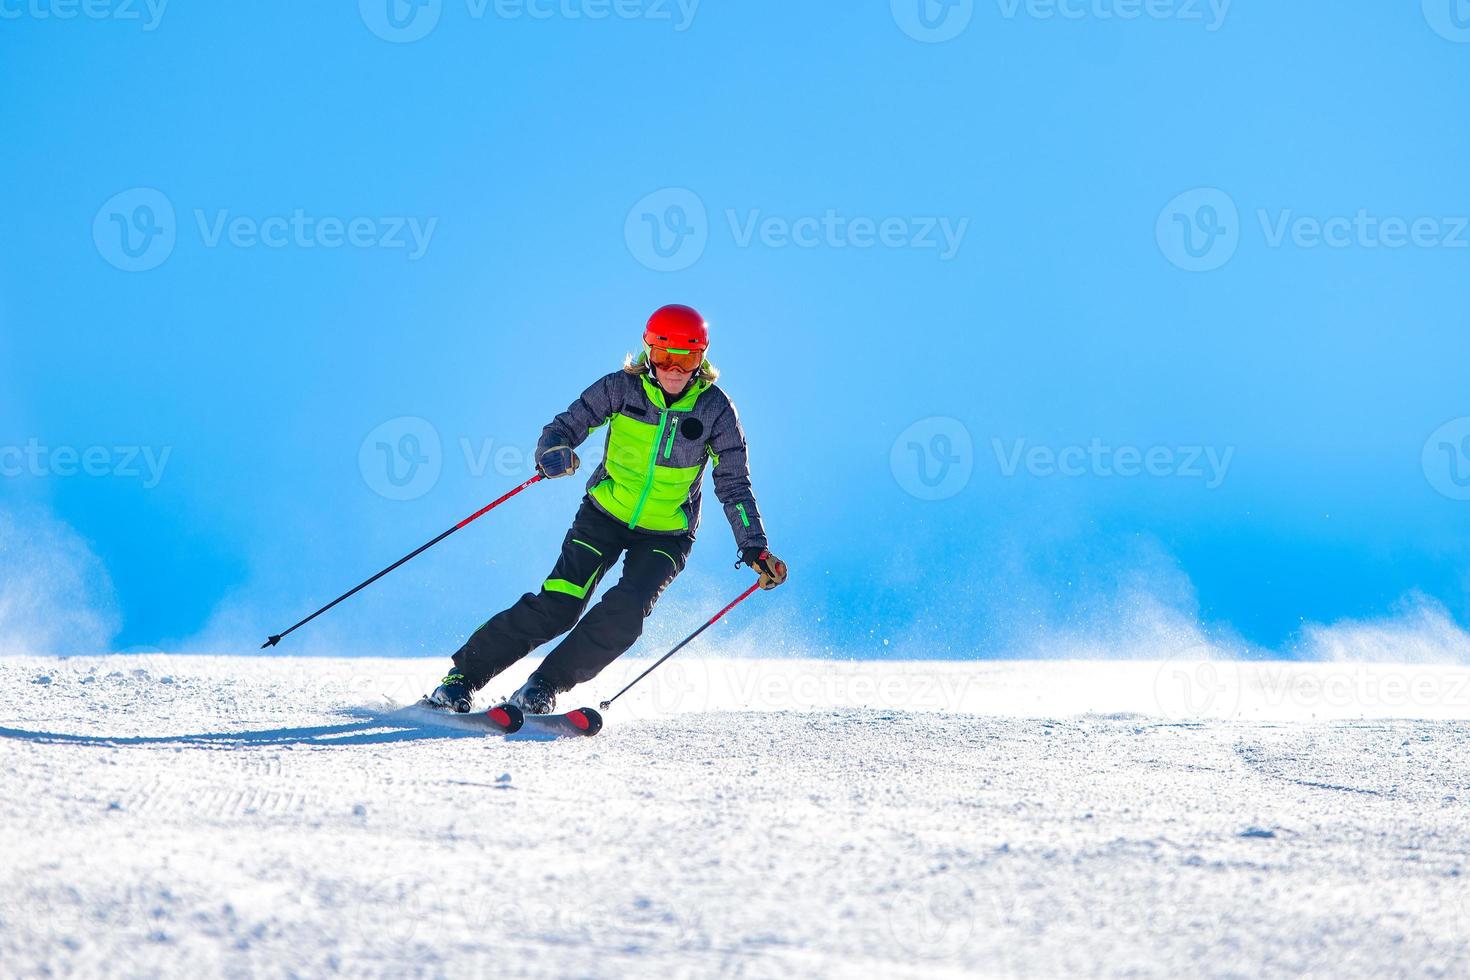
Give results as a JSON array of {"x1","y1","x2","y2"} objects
[{"x1": 452, "y1": 496, "x2": 693, "y2": 693}]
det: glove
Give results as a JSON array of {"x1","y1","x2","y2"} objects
[
  {"x1": 738, "y1": 546, "x2": 788, "y2": 591},
  {"x1": 536, "y1": 445, "x2": 580, "y2": 479}
]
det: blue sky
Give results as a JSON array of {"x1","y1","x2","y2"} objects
[{"x1": 1, "y1": 2, "x2": 1467, "y2": 660}]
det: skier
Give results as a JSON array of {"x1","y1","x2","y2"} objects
[{"x1": 423, "y1": 304, "x2": 787, "y2": 715}]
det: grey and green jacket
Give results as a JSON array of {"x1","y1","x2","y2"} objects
[{"x1": 536, "y1": 369, "x2": 769, "y2": 554}]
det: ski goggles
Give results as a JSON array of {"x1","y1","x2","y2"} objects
[{"x1": 647, "y1": 346, "x2": 703, "y2": 373}]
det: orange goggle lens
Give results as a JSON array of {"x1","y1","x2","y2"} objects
[{"x1": 648, "y1": 346, "x2": 703, "y2": 372}]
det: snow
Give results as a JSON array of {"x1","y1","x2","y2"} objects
[{"x1": 2, "y1": 655, "x2": 1469, "y2": 977}]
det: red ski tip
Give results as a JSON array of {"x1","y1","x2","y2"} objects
[
  {"x1": 566, "y1": 707, "x2": 603, "y2": 736},
  {"x1": 487, "y1": 705, "x2": 525, "y2": 732}
]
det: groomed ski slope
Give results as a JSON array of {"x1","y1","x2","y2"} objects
[{"x1": 2, "y1": 655, "x2": 1468, "y2": 978}]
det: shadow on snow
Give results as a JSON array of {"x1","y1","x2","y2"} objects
[{"x1": 0, "y1": 707, "x2": 570, "y2": 748}]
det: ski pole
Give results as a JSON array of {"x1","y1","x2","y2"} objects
[
  {"x1": 598, "y1": 581, "x2": 762, "y2": 710},
  {"x1": 260, "y1": 474, "x2": 545, "y2": 648}
]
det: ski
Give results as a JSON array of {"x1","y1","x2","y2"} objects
[
  {"x1": 403, "y1": 701, "x2": 603, "y2": 738},
  {"x1": 409, "y1": 700, "x2": 525, "y2": 733},
  {"x1": 522, "y1": 705, "x2": 603, "y2": 737}
]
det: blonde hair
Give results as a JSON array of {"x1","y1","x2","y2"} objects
[{"x1": 622, "y1": 350, "x2": 720, "y2": 383}]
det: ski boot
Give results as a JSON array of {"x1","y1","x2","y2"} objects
[
  {"x1": 421, "y1": 671, "x2": 474, "y2": 713},
  {"x1": 506, "y1": 673, "x2": 557, "y2": 715}
]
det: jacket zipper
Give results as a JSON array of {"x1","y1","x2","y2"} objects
[
  {"x1": 662, "y1": 415, "x2": 678, "y2": 459},
  {"x1": 628, "y1": 408, "x2": 669, "y2": 529}
]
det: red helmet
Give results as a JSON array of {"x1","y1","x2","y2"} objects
[{"x1": 643, "y1": 304, "x2": 709, "y2": 354}]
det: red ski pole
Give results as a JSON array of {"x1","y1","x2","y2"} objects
[
  {"x1": 260, "y1": 474, "x2": 545, "y2": 648},
  {"x1": 598, "y1": 581, "x2": 762, "y2": 710}
]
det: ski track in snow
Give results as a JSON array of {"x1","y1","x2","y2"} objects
[{"x1": 2, "y1": 655, "x2": 1469, "y2": 978}]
